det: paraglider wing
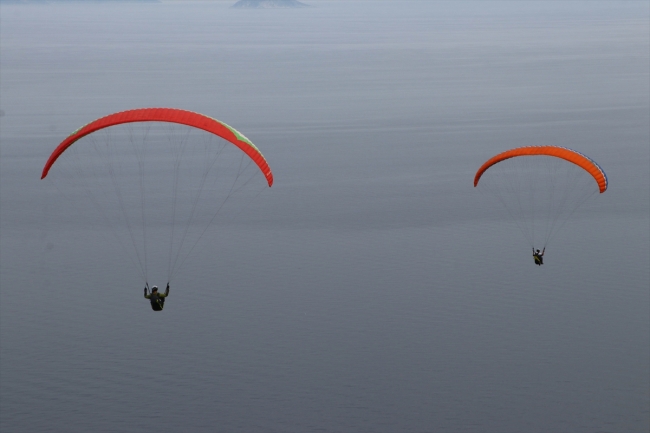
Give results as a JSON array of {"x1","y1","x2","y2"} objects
[
  {"x1": 473, "y1": 146, "x2": 607, "y2": 193},
  {"x1": 41, "y1": 108, "x2": 273, "y2": 186}
]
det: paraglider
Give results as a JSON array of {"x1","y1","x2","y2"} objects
[
  {"x1": 42, "y1": 108, "x2": 273, "y2": 306},
  {"x1": 474, "y1": 146, "x2": 607, "y2": 263},
  {"x1": 41, "y1": 108, "x2": 273, "y2": 185},
  {"x1": 144, "y1": 283, "x2": 169, "y2": 311}
]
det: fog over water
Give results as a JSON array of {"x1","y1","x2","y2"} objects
[{"x1": 1, "y1": 1, "x2": 648, "y2": 432}]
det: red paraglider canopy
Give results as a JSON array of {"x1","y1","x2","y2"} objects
[{"x1": 41, "y1": 108, "x2": 273, "y2": 187}]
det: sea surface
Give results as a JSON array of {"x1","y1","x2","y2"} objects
[{"x1": 1, "y1": 1, "x2": 648, "y2": 432}]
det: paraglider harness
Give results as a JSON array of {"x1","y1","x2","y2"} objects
[
  {"x1": 533, "y1": 248, "x2": 545, "y2": 266},
  {"x1": 144, "y1": 283, "x2": 168, "y2": 311},
  {"x1": 149, "y1": 293, "x2": 165, "y2": 311}
]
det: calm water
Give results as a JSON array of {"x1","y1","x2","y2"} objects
[{"x1": 1, "y1": 1, "x2": 648, "y2": 432}]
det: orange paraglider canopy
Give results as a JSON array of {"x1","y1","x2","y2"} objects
[{"x1": 474, "y1": 146, "x2": 607, "y2": 193}]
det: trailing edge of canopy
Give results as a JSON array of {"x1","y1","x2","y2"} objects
[
  {"x1": 473, "y1": 146, "x2": 608, "y2": 193},
  {"x1": 41, "y1": 108, "x2": 274, "y2": 187}
]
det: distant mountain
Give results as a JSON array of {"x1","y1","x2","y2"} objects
[{"x1": 232, "y1": 0, "x2": 309, "y2": 8}]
